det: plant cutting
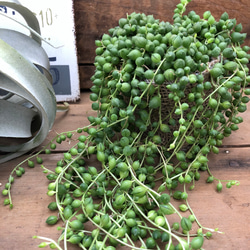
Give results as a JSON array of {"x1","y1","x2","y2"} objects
[{"x1": 2, "y1": 0, "x2": 250, "y2": 249}]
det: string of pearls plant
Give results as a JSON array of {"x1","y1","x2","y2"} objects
[{"x1": 3, "y1": 0, "x2": 250, "y2": 249}]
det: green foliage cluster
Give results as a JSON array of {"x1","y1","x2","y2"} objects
[{"x1": 3, "y1": 0, "x2": 250, "y2": 249}]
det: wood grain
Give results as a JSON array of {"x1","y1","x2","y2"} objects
[
  {"x1": 73, "y1": 0, "x2": 250, "y2": 88},
  {"x1": 42, "y1": 91, "x2": 96, "y2": 149},
  {"x1": 35, "y1": 91, "x2": 250, "y2": 151},
  {"x1": 1, "y1": 92, "x2": 250, "y2": 249},
  {"x1": 78, "y1": 65, "x2": 95, "y2": 89},
  {"x1": 73, "y1": 0, "x2": 250, "y2": 64},
  {"x1": 1, "y1": 148, "x2": 250, "y2": 249},
  {"x1": 42, "y1": 92, "x2": 250, "y2": 151}
]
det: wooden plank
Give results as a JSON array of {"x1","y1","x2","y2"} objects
[
  {"x1": 36, "y1": 91, "x2": 250, "y2": 151},
  {"x1": 75, "y1": 0, "x2": 250, "y2": 88},
  {"x1": 1, "y1": 91, "x2": 250, "y2": 249},
  {"x1": 0, "y1": 147, "x2": 250, "y2": 249},
  {"x1": 73, "y1": 0, "x2": 250, "y2": 64},
  {"x1": 186, "y1": 147, "x2": 250, "y2": 249},
  {"x1": 0, "y1": 90, "x2": 246, "y2": 155},
  {"x1": 79, "y1": 65, "x2": 95, "y2": 89},
  {"x1": 0, "y1": 154, "x2": 75, "y2": 250},
  {"x1": 222, "y1": 101, "x2": 250, "y2": 146},
  {"x1": 40, "y1": 91, "x2": 96, "y2": 151}
]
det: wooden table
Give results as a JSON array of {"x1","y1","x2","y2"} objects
[{"x1": 1, "y1": 91, "x2": 250, "y2": 250}]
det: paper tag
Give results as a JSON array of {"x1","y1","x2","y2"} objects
[{"x1": 0, "y1": 0, "x2": 80, "y2": 102}]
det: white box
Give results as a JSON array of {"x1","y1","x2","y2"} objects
[{"x1": 0, "y1": 0, "x2": 80, "y2": 102}]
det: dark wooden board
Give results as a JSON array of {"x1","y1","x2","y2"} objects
[
  {"x1": 73, "y1": 0, "x2": 250, "y2": 88},
  {"x1": 73, "y1": 0, "x2": 250, "y2": 64}
]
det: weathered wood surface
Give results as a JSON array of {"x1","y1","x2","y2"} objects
[
  {"x1": 73, "y1": 0, "x2": 250, "y2": 88},
  {"x1": 0, "y1": 92, "x2": 250, "y2": 249},
  {"x1": 1, "y1": 148, "x2": 250, "y2": 249},
  {"x1": 45, "y1": 93, "x2": 250, "y2": 149}
]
